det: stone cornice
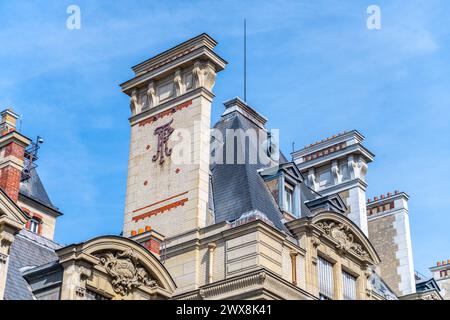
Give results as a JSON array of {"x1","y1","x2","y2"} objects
[
  {"x1": 129, "y1": 87, "x2": 214, "y2": 126},
  {"x1": 0, "y1": 131, "x2": 31, "y2": 149},
  {"x1": 121, "y1": 40, "x2": 227, "y2": 94},
  {"x1": 173, "y1": 268, "x2": 316, "y2": 300},
  {"x1": 295, "y1": 143, "x2": 374, "y2": 171},
  {"x1": 163, "y1": 220, "x2": 305, "y2": 259}
]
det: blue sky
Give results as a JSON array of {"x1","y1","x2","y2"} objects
[{"x1": 0, "y1": 0, "x2": 448, "y2": 275}]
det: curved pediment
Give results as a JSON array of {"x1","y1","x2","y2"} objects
[
  {"x1": 57, "y1": 235, "x2": 176, "y2": 299},
  {"x1": 310, "y1": 212, "x2": 380, "y2": 265}
]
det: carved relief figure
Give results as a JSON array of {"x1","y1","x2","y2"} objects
[
  {"x1": 331, "y1": 160, "x2": 340, "y2": 185},
  {"x1": 152, "y1": 119, "x2": 175, "y2": 165},
  {"x1": 147, "y1": 81, "x2": 157, "y2": 109},
  {"x1": 173, "y1": 69, "x2": 184, "y2": 97},
  {"x1": 130, "y1": 89, "x2": 142, "y2": 115},
  {"x1": 192, "y1": 61, "x2": 216, "y2": 91},
  {"x1": 97, "y1": 249, "x2": 156, "y2": 296}
]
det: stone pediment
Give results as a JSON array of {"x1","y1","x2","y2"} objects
[
  {"x1": 312, "y1": 212, "x2": 380, "y2": 264},
  {"x1": 286, "y1": 211, "x2": 380, "y2": 265},
  {"x1": 57, "y1": 235, "x2": 177, "y2": 300},
  {"x1": 0, "y1": 187, "x2": 29, "y2": 229}
]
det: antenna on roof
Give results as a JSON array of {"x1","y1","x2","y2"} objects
[
  {"x1": 21, "y1": 136, "x2": 44, "y2": 181},
  {"x1": 244, "y1": 18, "x2": 247, "y2": 102},
  {"x1": 292, "y1": 142, "x2": 295, "y2": 153}
]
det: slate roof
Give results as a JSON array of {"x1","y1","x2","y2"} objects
[
  {"x1": 4, "y1": 229, "x2": 61, "y2": 300},
  {"x1": 19, "y1": 168, "x2": 60, "y2": 213},
  {"x1": 210, "y1": 104, "x2": 292, "y2": 232}
]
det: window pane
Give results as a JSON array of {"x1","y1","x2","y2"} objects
[
  {"x1": 284, "y1": 186, "x2": 293, "y2": 213},
  {"x1": 318, "y1": 257, "x2": 333, "y2": 299},
  {"x1": 342, "y1": 271, "x2": 357, "y2": 300}
]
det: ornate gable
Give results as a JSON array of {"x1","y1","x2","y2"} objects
[
  {"x1": 57, "y1": 236, "x2": 177, "y2": 300},
  {"x1": 311, "y1": 212, "x2": 380, "y2": 264}
]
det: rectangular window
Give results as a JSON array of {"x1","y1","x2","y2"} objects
[
  {"x1": 29, "y1": 219, "x2": 39, "y2": 234},
  {"x1": 284, "y1": 185, "x2": 293, "y2": 213},
  {"x1": 342, "y1": 271, "x2": 357, "y2": 300},
  {"x1": 318, "y1": 257, "x2": 334, "y2": 300},
  {"x1": 318, "y1": 170, "x2": 331, "y2": 188}
]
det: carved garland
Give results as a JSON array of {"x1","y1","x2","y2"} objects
[
  {"x1": 315, "y1": 221, "x2": 369, "y2": 259},
  {"x1": 96, "y1": 249, "x2": 157, "y2": 296}
]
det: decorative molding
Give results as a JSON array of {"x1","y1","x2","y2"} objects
[
  {"x1": 96, "y1": 249, "x2": 157, "y2": 296},
  {"x1": 132, "y1": 198, "x2": 188, "y2": 222},
  {"x1": 315, "y1": 221, "x2": 369, "y2": 259},
  {"x1": 138, "y1": 100, "x2": 192, "y2": 127}
]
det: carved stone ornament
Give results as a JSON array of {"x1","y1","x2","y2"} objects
[
  {"x1": 315, "y1": 221, "x2": 369, "y2": 259},
  {"x1": 192, "y1": 61, "x2": 216, "y2": 91},
  {"x1": 97, "y1": 249, "x2": 157, "y2": 296},
  {"x1": 130, "y1": 89, "x2": 142, "y2": 115},
  {"x1": 146, "y1": 81, "x2": 157, "y2": 110}
]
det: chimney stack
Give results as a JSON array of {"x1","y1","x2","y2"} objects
[{"x1": 0, "y1": 109, "x2": 31, "y2": 202}]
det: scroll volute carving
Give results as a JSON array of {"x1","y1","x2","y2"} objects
[
  {"x1": 95, "y1": 249, "x2": 157, "y2": 296},
  {"x1": 315, "y1": 221, "x2": 369, "y2": 259}
]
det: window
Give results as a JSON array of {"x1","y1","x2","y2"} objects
[
  {"x1": 440, "y1": 270, "x2": 448, "y2": 278},
  {"x1": 342, "y1": 271, "x2": 357, "y2": 300},
  {"x1": 318, "y1": 257, "x2": 334, "y2": 300},
  {"x1": 29, "y1": 218, "x2": 40, "y2": 234},
  {"x1": 318, "y1": 170, "x2": 331, "y2": 188},
  {"x1": 284, "y1": 185, "x2": 293, "y2": 213}
]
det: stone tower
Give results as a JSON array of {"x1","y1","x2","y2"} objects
[
  {"x1": 120, "y1": 34, "x2": 226, "y2": 239},
  {"x1": 367, "y1": 191, "x2": 416, "y2": 297},
  {"x1": 291, "y1": 131, "x2": 374, "y2": 235}
]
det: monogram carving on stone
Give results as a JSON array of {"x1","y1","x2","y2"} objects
[
  {"x1": 152, "y1": 119, "x2": 174, "y2": 165},
  {"x1": 316, "y1": 221, "x2": 369, "y2": 259},
  {"x1": 97, "y1": 249, "x2": 156, "y2": 296}
]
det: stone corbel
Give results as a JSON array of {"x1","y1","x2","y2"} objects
[{"x1": 0, "y1": 229, "x2": 15, "y2": 258}]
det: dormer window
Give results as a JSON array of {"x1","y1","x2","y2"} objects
[
  {"x1": 29, "y1": 218, "x2": 40, "y2": 234},
  {"x1": 284, "y1": 185, "x2": 294, "y2": 214}
]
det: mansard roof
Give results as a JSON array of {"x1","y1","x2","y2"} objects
[
  {"x1": 5, "y1": 229, "x2": 62, "y2": 300},
  {"x1": 19, "y1": 168, "x2": 62, "y2": 216},
  {"x1": 210, "y1": 105, "x2": 288, "y2": 232}
]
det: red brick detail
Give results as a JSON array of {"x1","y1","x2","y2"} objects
[
  {"x1": 132, "y1": 198, "x2": 188, "y2": 222},
  {"x1": 132, "y1": 191, "x2": 189, "y2": 213},
  {"x1": 143, "y1": 238, "x2": 161, "y2": 255},
  {"x1": 143, "y1": 180, "x2": 148, "y2": 186},
  {"x1": 3, "y1": 142, "x2": 25, "y2": 160},
  {"x1": 175, "y1": 168, "x2": 181, "y2": 174},
  {"x1": 303, "y1": 142, "x2": 347, "y2": 163},
  {"x1": 138, "y1": 100, "x2": 193, "y2": 127},
  {"x1": 0, "y1": 166, "x2": 22, "y2": 202}
]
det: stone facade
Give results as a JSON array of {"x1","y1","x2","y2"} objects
[
  {"x1": 0, "y1": 33, "x2": 425, "y2": 301},
  {"x1": 292, "y1": 131, "x2": 373, "y2": 235},
  {"x1": 430, "y1": 260, "x2": 450, "y2": 299},
  {"x1": 367, "y1": 192, "x2": 415, "y2": 296}
]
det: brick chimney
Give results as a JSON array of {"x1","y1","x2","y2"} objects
[
  {"x1": 0, "y1": 109, "x2": 31, "y2": 202},
  {"x1": 130, "y1": 227, "x2": 165, "y2": 257}
]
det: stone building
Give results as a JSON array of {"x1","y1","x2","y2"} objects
[
  {"x1": 0, "y1": 33, "x2": 436, "y2": 300},
  {"x1": 429, "y1": 260, "x2": 450, "y2": 299}
]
